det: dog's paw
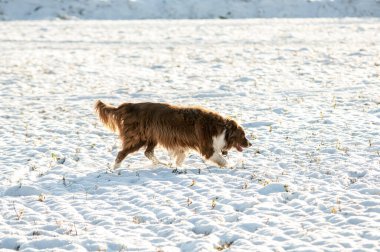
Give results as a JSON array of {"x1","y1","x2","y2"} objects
[
  {"x1": 152, "y1": 160, "x2": 169, "y2": 167},
  {"x1": 217, "y1": 160, "x2": 228, "y2": 168},
  {"x1": 220, "y1": 164, "x2": 228, "y2": 168}
]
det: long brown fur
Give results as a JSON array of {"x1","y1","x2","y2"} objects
[{"x1": 95, "y1": 100, "x2": 251, "y2": 168}]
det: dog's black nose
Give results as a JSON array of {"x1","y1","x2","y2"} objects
[{"x1": 248, "y1": 142, "x2": 252, "y2": 147}]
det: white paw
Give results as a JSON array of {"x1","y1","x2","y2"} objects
[
  {"x1": 113, "y1": 162, "x2": 121, "y2": 169},
  {"x1": 218, "y1": 160, "x2": 228, "y2": 168}
]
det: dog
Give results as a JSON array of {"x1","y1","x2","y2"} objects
[{"x1": 95, "y1": 100, "x2": 251, "y2": 168}]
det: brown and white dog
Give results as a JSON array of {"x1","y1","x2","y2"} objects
[{"x1": 95, "y1": 101, "x2": 251, "y2": 168}]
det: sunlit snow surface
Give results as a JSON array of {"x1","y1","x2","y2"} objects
[{"x1": 0, "y1": 19, "x2": 380, "y2": 251}]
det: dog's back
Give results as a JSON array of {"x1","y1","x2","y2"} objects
[{"x1": 96, "y1": 101, "x2": 223, "y2": 150}]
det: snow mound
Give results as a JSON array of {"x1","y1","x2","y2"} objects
[
  {"x1": 257, "y1": 183, "x2": 287, "y2": 195},
  {"x1": 3, "y1": 185, "x2": 45, "y2": 197}
]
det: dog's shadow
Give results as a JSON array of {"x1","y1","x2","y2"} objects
[
  {"x1": 57, "y1": 161, "x2": 248, "y2": 197},
  {"x1": 3, "y1": 155, "x2": 247, "y2": 200}
]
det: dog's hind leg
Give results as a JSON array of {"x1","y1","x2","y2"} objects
[
  {"x1": 174, "y1": 149, "x2": 187, "y2": 167},
  {"x1": 114, "y1": 141, "x2": 145, "y2": 169},
  {"x1": 144, "y1": 141, "x2": 161, "y2": 165}
]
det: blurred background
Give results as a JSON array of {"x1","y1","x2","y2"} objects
[{"x1": 0, "y1": 0, "x2": 379, "y2": 20}]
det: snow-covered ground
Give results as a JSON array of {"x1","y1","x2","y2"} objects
[
  {"x1": 0, "y1": 0, "x2": 380, "y2": 20},
  {"x1": 0, "y1": 19, "x2": 380, "y2": 251}
]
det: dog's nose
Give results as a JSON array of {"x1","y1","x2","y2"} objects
[{"x1": 248, "y1": 142, "x2": 252, "y2": 147}]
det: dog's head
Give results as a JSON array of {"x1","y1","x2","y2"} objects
[{"x1": 223, "y1": 120, "x2": 252, "y2": 153}]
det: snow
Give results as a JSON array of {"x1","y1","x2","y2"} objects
[
  {"x1": 0, "y1": 0, "x2": 380, "y2": 20},
  {"x1": 0, "y1": 18, "x2": 380, "y2": 251}
]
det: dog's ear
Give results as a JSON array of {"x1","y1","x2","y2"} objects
[
  {"x1": 225, "y1": 120, "x2": 238, "y2": 143},
  {"x1": 225, "y1": 120, "x2": 235, "y2": 130}
]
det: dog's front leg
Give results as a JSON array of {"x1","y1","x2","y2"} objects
[{"x1": 209, "y1": 152, "x2": 227, "y2": 167}]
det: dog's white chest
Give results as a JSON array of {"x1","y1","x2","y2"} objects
[{"x1": 212, "y1": 130, "x2": 226, "y2": 151}]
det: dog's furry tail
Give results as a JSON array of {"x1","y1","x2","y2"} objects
[{"x1": 95, "y1": 100, "x2": 119, "y2": 133}]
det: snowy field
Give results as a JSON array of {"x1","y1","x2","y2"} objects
[{"x1": 0, "y1": 19, "x2": 380, "y2": 251}]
